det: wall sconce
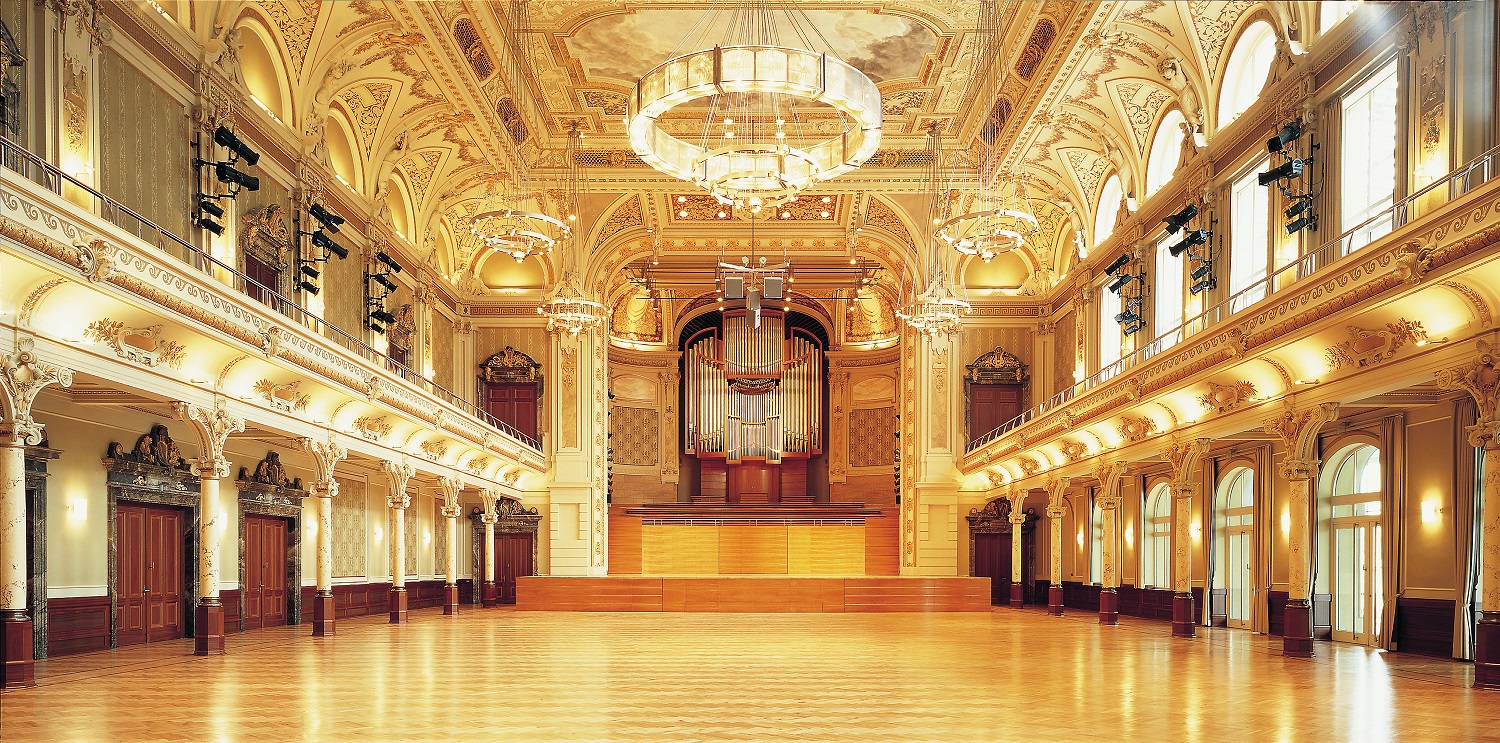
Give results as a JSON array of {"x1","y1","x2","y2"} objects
[
  {"x1": 424, "y1": 530, "x2": 432, "y2": 546},
  {"x1": 66, "y1": 496, "x2": 88, "y2": 524},
  {"x1": 1076, "y1": 531, "x2": 1085, "y2": 546},
  {"x1": 1280, "y1": 512, "x2": 1291, "y2": 535},
  {"x1": 1190, "y1": 522, "x2": 1202, "y2": 540},
  {"x1": 1124, "y1": 528, "x2": 1135, "y2": 546},
  {"x1": 1421, "y1": 500, "x2": 1443, "y2": 525},
  {"x1": 374, "y1": 525, "x2": 383, "y2": 541},
  {"x1": 306, "y1": 520, "x2": 318, "y2": 537}
]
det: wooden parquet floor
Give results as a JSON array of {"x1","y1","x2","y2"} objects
[{"x1": 1, "y1": 606, "x2": 1497, "y2": 742}]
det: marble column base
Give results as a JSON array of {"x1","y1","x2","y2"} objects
[
  {"x1": 0, "y1": 611, "x2": 35, "y2": 688},
  {"x1": 311, "y1": 591, "x2": 336, "y2": 637},
  {"x1": 1008, "y1": 582, "x2": 1025, "y2": 609},
  {"x1": 1098, "y1": 588, "x2": 1119, "y2": 625},
  {"x1": 388, "y1": 588, "x2": 408, "y2": 624},
  {"x1": 443, "y1": 584, "x2": 459, "y2": 616},
  {"x1": 1048, "y1": 585, "x2": 1065, "y2": 616},
  {"x1": 1171, "y1": 592, "x2": 1196, "y2": 638},
  {"x1": 1474, "y1": 613, "x2": 1500, "y2": 689},
  {"x1": 481, "y1": 581, "x2": 498, "y2": 608},
  {"x1": 1283, "y1": 599, "x2": 1314, "y2": 657},
  {"x1": 194, "y1": 600, "x2": 225, "y2": 656}
]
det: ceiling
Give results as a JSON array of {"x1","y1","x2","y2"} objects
[{"x1": 158, "y1": 0, "x2": 1304, "y2": 341}]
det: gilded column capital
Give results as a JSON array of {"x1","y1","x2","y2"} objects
[
  {"x1": 1436, "y1": 339, "x2": 1500, "y2": 448},
  {"x1": 1092, "y1": 461, "x2": 1126, "y2": 508},
  {"x1": 301, "y1": 435, "x2": 347, "y2": 495},
  {"x1": 1164, "y1": 437, "x2": 1210, "y2": 494},
  {"x1": 1262, "y1": 399, "x2": 1339, "y2": 481},
  {"x1": 383, "y1": 458, "x2": 415, "y2": 509},
  {"x1": 0, "y1": 336, "x2": 75, "y2": 446},
  {"x1": 173, "y1": 399, "x2": 245, "y2": 473},
  {"x1": 439, "y1": 475, "x2": 464, "y2": 517}
]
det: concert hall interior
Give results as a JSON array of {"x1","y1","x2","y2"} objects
[{"x1": 2, "y1": 0, "x2": 1500, "y2": 740}]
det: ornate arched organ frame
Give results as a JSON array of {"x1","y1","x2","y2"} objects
[{"x1": 684, "y1": 309, "x2": 824, "y2": 499}]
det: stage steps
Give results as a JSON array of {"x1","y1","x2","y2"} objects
[{"x1": 516, "y1": 576, "x2": 991, "y2": 612}]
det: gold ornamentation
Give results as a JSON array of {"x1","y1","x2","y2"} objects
[
  {"x1": 420, "y1": 438, "x2": 450, "y2": 460},
  {"x1": 1436, "y1": 340, "x2": 1500, "y2": 448},
  {"x1": 253, "y1": 379, "x2": 310, "y2": 413},
  {"x1": 1117, "y1": 416, "x2": 1157, "y2": 444},
  {"x1": 966, "y1": 346, "x2": 1028, "y2": 384},
  {"x1": 352, "y1": 415, "x2": 393, "y2": 442},
  {"x1": 1325, "y1": 319, "x2": 1429, "y2": 371},
  {"x1": 1262, "y1": 400, "x2": 1340, "y2": 480},
  {"x1": 1198, "y1": 380, "x2": 1257, "y2": 414},
  {"x1": 83, "y1": 319, "x2": 187, "y2": 369}
]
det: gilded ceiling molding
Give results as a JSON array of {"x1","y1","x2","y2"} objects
[
  {"x1": 1198, "y1": 380, "x2": 1257, "y2": 415},
  {"x1": 83, "y1": 319, "x2": 187, "y2": 370},
  {"x1": 1324, "y1": 319, "x2": 1431, "y2": 372},
  {"x1": 254, "y1": 379, "x2": 311, "y2": 413}
]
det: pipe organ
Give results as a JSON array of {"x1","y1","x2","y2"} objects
[{"x1": 685, "y1": 310, "x2": 823, "y2": 469}]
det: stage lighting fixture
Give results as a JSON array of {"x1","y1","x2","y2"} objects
[
  {"x1": 215, "y1": 162, "x2": 260, "y2": 191},
  {"x1": 299, "y1": 280, "x2": 320, "y2": 295},
  {"x1": 196, "y1": 216, "x2": 224, "y2": 235},
  {"x1": 309, "y1": 204, "x2": 345, "y2": 233},
  {"x1": 370, "y1": 309, "x2": 397, "y2": 325},
  {"x1": 1162, "y1": 204, "x2": 1198, "y2": 235},
  {"x1": 1104, "y1": 253, "x2": 1131, "y2": 275},
  {"x1": 1191, "y1": 263, "x2": 1212, "y2": 281},
  {"x1": 1122, "y1": 319, "x2": 1145, "y2": 336},
  {"x1": 213, "y1": 125, "x2": 261, "y2": 166},
  {"x1": 1266, "y1": 121, "x2": 1302, "y2": 153},
  {"x1": 1107, "y1": 273, "x2": 1133, "y2": 294},
  {"x1": 1115, "y1": 309, "x2": 1140, "y2": 325},
  {"x1": 197, "y1": 199, "x2": 224, "y2": 218},
  {"x1": 372, "y1": 274, "x2": 398, "y2": 293},
  {"x1": 374, "y1": 251, "x2": 403, "y2": 273},
  {"x1": 1284, "y1": 195, "x2": 1313, "y2": 219},
  {"x1": 369, "y1": 321, "x2": 385, "y2": 334},
  {"x1": 1286, "y1": 216, "x2": 1312, "y2": 234},
  {"x1": 1169, "y1": 229, "x2": 1209, "y2": 257},
  {"x1": 311, "y1": 231, "x2": 349, "y2": 259},
  {"x1": 299, "y1": 264, "x2": 320, "y2": 279},
  {"x1": 1191, "y1": 275, "x2": 1217, "y2": 295},
  {"x1": 1258, "y1": 158, "x2": 1304, "y2": 186}
]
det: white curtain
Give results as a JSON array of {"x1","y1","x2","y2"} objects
[
  {"x1": 1379, "y1": 415, "x2": 1404, "y2": 650},
  {"x1": 1454, "y1": 397, "x2": 1480, "y2": 659}
]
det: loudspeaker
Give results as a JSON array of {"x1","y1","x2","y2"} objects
[
  {"x1": 724, "y1": 275, "x2": 745, "y2": 299},
  {"x1": 763, "y1": 275, "x2": 783, "y2": 299}
]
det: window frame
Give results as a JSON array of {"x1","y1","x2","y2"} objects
[
  {"x1": 1144, "y1": 109, "x2": 1188, "y2": 198},
  {"x1": 1217, "y1": 20, "x2": 1279, "y2": 130},
  {"x1": 1337, "y1": 60, "x2": 1401, "y2": 254},
  {"x1": 1141, "y1": 484, "x2": 1173, "y2": 590}
]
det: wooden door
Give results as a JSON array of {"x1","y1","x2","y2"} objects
[
  {"x1": 117, "y1": 503, "x2": 185, "y2": 646},
  {"x1": 244, "y1": 516, "x2": 289, "y2": 630},
  {"x1": 972, "y1": 533, "x2": 1012, "y2": 605},
  {"x1": 244, "y1": 253, "x2": 280, "y2": 308},
  {"x1": 496, "y1": 532, "x2": 535, "y2": 605},
  {"x1": 485, "y1": 383, "x2": 539, "y2": 441},
  {"x1": 970, "y1": 384, "x2": 1024, "y2": 442}
]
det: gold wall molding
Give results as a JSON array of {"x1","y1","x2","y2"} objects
[{"x1": 83, "y1": 318, "x2": 186, "y2": 369}]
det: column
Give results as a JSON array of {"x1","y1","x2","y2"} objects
[
  {"x1": 1045, "y1": 477, "x2": 1070, "y2": 616},
  {"x1": 1436, "y1": 346, "x2": 1500, "y2": 687},
  {"x1": 481, "y1": 497, "x2": 498, "y2": 608},
  {"x1": 1094, "y1": 461, "x2": 1126, "y2": 625},
  {"x1": 548, "y1": 324, "x2": 609, "y2": 576},
  {"x1": 303, "y1": 437, "x2": 347, "y2": 636},
  {"x1": 439, "y1": 476, "x2": 464, "y2": 615},
  {"x1": 383, "y1": 459, "x2": 414, "y2": 624},
  {"x1": 904, "y1": 330, "x2": 963, "y2": 575},
  {"x1": 1007, "y1": 494, "x2": 1027, "y2": 608},
  {"x1": 0, "y1": 337, "x2": 73, "y2": 687},
  {"x1": 1165, "y1": 438, "x2": 1210, "y2": 639},
  {"x1": 1263, "y1": 401, "x2": 1339, "y2": 657},
  {"x1": 175, "y1": 400, "x2": 245, "y2": 656}
]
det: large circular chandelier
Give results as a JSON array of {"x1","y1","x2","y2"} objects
[
  {"x1": 935, "y1": 0, "x2": 1037, "y2": 263},
  {"x1": 626, "y1": 4, "x2": 882, "y2": 211}
]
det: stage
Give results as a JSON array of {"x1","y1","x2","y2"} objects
[{"x1": 515, "y1": 576, "x2": 992, "y2": 612}]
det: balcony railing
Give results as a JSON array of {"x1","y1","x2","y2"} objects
[
  {"x1": 967, "y1": 143, "x2": 1500, "y2": 453},
  {"x1": 0, "y1": 135, "x2": 542, "y2": 451}
]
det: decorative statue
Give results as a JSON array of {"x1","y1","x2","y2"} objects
[{"x1": 253, "y1": 451, "x2": 288, "y2": 486}]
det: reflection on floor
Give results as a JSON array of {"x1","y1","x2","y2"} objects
[{"x1": 0, "y1": 607, "x2": 1491, "y2": 742}]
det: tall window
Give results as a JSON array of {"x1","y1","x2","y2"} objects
[
  {"x1": 1228, "y1": 161, "x2": 1270, "y2": 311},
  {"x1": 1094, "y1": 174, "x2": 1123, "y2": 247},
  {"x1": 1098, "y1": 279, "x2": 1123, "y2": 376},
  {"x1": 1217, "y1": 21, "x2": 1278, "y2": 129},
  {"x1": 1141, "y1": 485, "x2": 1173, "y2": 589},
  {"x1": 1341, "y1": 63, "x2": 1399, "y2": 253},
  {"x1": 1089, "y1": 499, "x2": 1105, "y2": 585},
  {"x1": 1145, "y1": 110, "x2": 1188, "y2": 197},
  {"x1": 1320, "y1": 1, "x2": 1361, "y2": 35},
  {"x1": 1326, "y1": 444, "x2": 1384, "y2": 646},
  {"x1": 1214, "y1": 470, "x2": 1255, "y2": 629},
  {"x1": 1154, "y1": 236, "x2": 1185, "y2": 349}
]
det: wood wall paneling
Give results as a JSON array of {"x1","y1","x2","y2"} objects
[
  {"x1": 1394, "y1": 598, "x2": 1457, "y2": 658},
  {"x1": 45, "y1": 596, "x2": 110, "y2": 657}
]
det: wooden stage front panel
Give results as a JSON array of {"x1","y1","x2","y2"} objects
[
  {"x1": 516, "y1": 577, "x2": 991, "y2": 612},
  {"x1": 639, "y1": 523, "x2": 865, "y2": 575}
]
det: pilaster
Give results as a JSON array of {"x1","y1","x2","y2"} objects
[
  {"x1": 1263, "y1": 399, "x2": 1340, "y2": 657},
  {"x1": 904, "y1": 330, "x2": 963, "y2": 576},
  {"x1": 382, "y1": 458, "x2": 414, "y2": 624},
  {"x1": 174, "y1": 399, "x2": 244, "y2": 656},
  {"x1": 548, "y1": 327, "x2": 607, "y2": 576}
]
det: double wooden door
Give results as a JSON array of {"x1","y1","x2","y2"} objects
[
  {"x1": 973, "y1": 530, "x2": 1035, "y2": 605},
  {"x1": 116, "y1": 503, "x2": 186, "y2": 646},
  {"x1": 969, "y1": 383, "x2": 1024, "y2": 442},
  {"x1": 484, "y1": 382, "x2": 539, "y2": 441},
  {"x1": 244, "y1": 515, "x2": 290, "y2": 630},
  {"x1": 495, "y1": 531, "x2": 535, "y2": 605}
]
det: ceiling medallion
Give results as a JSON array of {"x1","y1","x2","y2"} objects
[
  {"x1": 626, "y1": 2, "x2": 882, "y2": 212},
  {"x1": 937, "y1": 1, "x2": 1037, "y2": 263}
]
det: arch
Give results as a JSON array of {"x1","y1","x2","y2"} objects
[
  {"x1": 1320, "y1": 1, "x2": 1361, "y2": 35},
  {"x1": 1144, "y1": 109, "x2": 1187, "y2": 198},
  {"x1": 1093, "y1": 174, "x2": 1123, "y2": 247},
  {"x1": 325, "y1": 111, "x2": 361, "y2": 191},
  {"x1": 1213, "y1": 466, "x2": 1256, "y2": 628},
  {"x1": 383, "y1": 175, "x2": 414, "y2": 237},
  {"x1": 1319, "y1": 442, "x2": 1385, "y2": 646},
  {"x1": 1216, "y1": 20, "x2": 1278, "y2": 129},
  {"x1": 236, "y1": 19, "x2": 292, "y2": 121},
  {"x1": 1141, "y1": 483, "x2": 1172, "y2": 589}
]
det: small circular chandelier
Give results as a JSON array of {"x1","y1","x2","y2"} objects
[
  {"x1": 897, "y1": 123, "x2": 970, "y2": 340},
  {"x1": 537, "y1": 282, "x2": 607, "y2": 336},
  {"x1": 540, "y1": 122, "x2": 606, "y2": 336},
  {"x1": 935, "y1": 0, "x2": 1037, "y2": 263},
  {"x1": 626, "y1": 2, "x2": 882, "y2": 211}
]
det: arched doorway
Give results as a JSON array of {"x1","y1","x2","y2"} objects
[
  {"x1": 1213, "y1": 469, "x2": 1254, "y2": 629},
  {"x1": 1322, "y1": 444, "x2": 1384, "y2": 646},
  {"x1": 1140, "y1": 484, "x2": 1172, "y2": 590}
]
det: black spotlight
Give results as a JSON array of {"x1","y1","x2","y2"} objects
[
  {"x1": 299, "y1": 264, "x2": 321, "y2": 279},
  {"x1": 299, "y1": 280, "x2": 321, "y2": 295},
  {"x1": 215, "y1": 162, "x2": 260, "y2": 191},
  {"x1": 1286, "y1": 216, "x2": 1313, "y2": 234},
  {"x1": 309, "y1": 203, "x2": 344, "y2": 233},
  {"x1": 1161, "y1": 204, "x2": 1198, "y2": 235},
  {"x1": 1191, "y1": 263, "x2": 1213, "y2": 281},
  {"x1": 374, "y1": 251, "x2": 403, "y2": 273},
  {"x1": 1115, "y1": 309, "x2": 1140, "y2": 325},
  {"x1": 371, "y1": 273, "x2": 398, "y2": 292},
  {"x1": 1266, "y1": 121, "x2": 1302, "y2": 154},
  {"x1": 311, "y1": 231, "x2": 349, "y2": 259},
  {"x1": 370, "y1": 309, "x2": 397, "y2": 325},
  {"x1": 1122, "y1": 319, "x2": 1146, "y2": 336},
  {"x1": 369, "y1": 321, "x2": 385, "y2": 334},
  {"x1": 1191, "y1": 275, "x2": 1217, "y2": 295},
  {"x1": 197, "y1": 198, "x2": 225, "y2": 218},
  {"x1": 1258, "y1": 158, "x2": 1304, "y2": 186},
  {"x1": 1104, "y1": 253, "x2": 1131, "y2": 275},
  {"x1": 1169, "y1": 228, "x2": 1209, "y2": 257},
  {"x1": 196, "y1": 216, "x2": 224, "y2": 235},
  {"x1": 1284, "y1": 195, "x2": 1313, "y2": 219},
  {"x1": 213, "y1": 125, "x2": 260, "y2": 166},
  {"x1": 1107, "y1": 272, "x2": 1133, "y2": 294}
]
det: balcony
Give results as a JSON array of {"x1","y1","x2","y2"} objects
[
  {"x1": 0, "y1": 136, "x2": 545, "y2": 478},
  {"x1": 962, "y1": 145, "x2": 1500, "y2": 475}
]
